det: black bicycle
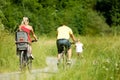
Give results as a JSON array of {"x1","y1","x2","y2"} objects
[
  {"x1": 57, "y1": 42, "x2": 74, "y2": 70},
  {"x1": 15, "y1": 31, "x2": 37, "y2": 72}
]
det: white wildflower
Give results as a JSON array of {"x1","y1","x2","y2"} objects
[
  {"x1": 106, "y1": 59, "x2": 110, "y2": 63},
  {"x1": 105, "y1": 68, "x2": 109, "y2": 71}
]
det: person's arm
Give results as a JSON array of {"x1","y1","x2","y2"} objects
[
  {"x1": 70, "y1": 33, "x2": 76, "y2": 42},
  {"x1": 19, "y1": 25, "x2": 22, "y2": 31},
  {"x1": 69, "y1": 28, "x2": 76, "y2": 42},
  {"x1": 56, "y1": 29, "x2": 58, "y2": 39},
  {"x1": 31, "y1": 27, "x2": 38, "y2": 41}
]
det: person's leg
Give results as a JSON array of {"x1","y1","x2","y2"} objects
[
  {"x1": 56, "y1": 40, "x2": 63, "y2": 64},
  {"x1": 80, "y1": 53, "x2": 84, "y2": 58},
  {"x1": 67, "y1": 48, "x2": 72, "y2": 64},
  {"x1": 28, "y1": 45, "x2": 34, "y2": 59},
  {"x1": 76, "y1": 52, "x2": 80, "y2": 59},
  {"x1": 77, "y1": 52, "x2": 80, "y2": 57},
  {"x1": 66, "y1": 40, "x2": 72, "y2": 64},
  {"x1": 67, "y1": 48, "x2": 72, "y2": 60},
  {"x1": 57, "y1": 53, "x2": 61, "y2": 63},
  {"x1": 57, "y1": 44, "x2": 63, "y2": 65}
]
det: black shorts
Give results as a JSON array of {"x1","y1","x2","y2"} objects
[{"x1": 56, "y1": 39, "x2": 71, "y2": 54}]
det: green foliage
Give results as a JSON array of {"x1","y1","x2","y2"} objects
[
  {"x1": 0, "y1": 0, "x2": 113, "y2": 36},
  {"x1": 0, "y1": 30, "x2": 17, "y2": 72},
  {"x1": 95, "y1": 0, "x2": 120, "y2": 26}
]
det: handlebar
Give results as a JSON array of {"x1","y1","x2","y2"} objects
[
  {"x1": 31, "y1": 40, "x2": 37, "y2": 42},
  {"x1": 70, "y1": 42, "x2": 75, "y2": 45}
]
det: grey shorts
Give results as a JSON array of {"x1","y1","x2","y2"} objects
[{"x1": 56, "y1": 39, "x2": 71, "y2": 53}]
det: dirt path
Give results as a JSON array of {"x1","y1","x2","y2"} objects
[
  {"x1": 0, "y1": 57, "x2": 58, "y2": 80},
  {"x1": 0, "y1": 57, "x2": 75, "y2": 80}
]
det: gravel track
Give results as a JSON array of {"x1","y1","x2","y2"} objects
[{"x1": 0, "y1": 57, "x2": 75, "y2": 80}]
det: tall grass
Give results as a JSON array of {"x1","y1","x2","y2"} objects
[
  {"x1": 45, "y1": 36, "x2": 120, "y2": 80},
  {"x1": 32, "y1": 36, "x2": 57, "y2": 69},
  {"x1": 0, "y1": 30, "x2": 17, "y2": 72},
  {"x1": 0, "y1": 31, "x2": 119, "y2": 80}
]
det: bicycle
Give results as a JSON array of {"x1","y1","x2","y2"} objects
[
  {"x1": 57, "y1": 42, "x2": 75, "y2": 70},
  {"x1": 15, "y1": 31, "x2": 37, "y2": 72}
]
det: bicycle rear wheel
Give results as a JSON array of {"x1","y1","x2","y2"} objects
[
  {"x1": 19, "y1": 51, "x2": 27, "y2": 72},
  {"x1": 62, "y1": 51, "x2": 72, "y2": 70},
  {"x1": 27, "y1": 57, "x2": 32, "y2": 73},
  {"x1": 63, "y1": 53, "x2": 67, "y2": 70},
  {"x1": 19, "y1": 51, "x2": 24, "y2": 71},
  {"x1": 57, "y1": 52, "x2": 67, "y2": 70}
]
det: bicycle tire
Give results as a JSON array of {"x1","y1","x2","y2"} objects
[
  {"x1": 19, "y1": 51, "x2": 24, "y2": 71},
  {"x1": 62, "y1": 47, "x2": 72, "y2": 70},
  {"x1": 27, "y1": 57, "x2": 32, "y2": 73},
  {"x1": 58, "y1": 47, "x2": 68, "y2": 70},
  {"x1": 19, "y1": 51, "x2": 27, "y2": 72},
  {"x1": 63, "y1": 52, "x2": 67, "y2": 70}
]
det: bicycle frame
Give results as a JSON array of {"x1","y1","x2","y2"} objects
[
  {"x1": 58, "y1": 42, "x2": 75, "y2": 70},
  {"x1": 17, "y1": 43, "x2": 32, "y2": 72},
  {"x1": 58, "y1": 46, "x2": 71, "y2": 70}
]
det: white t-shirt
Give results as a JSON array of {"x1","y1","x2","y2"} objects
[{"x1": 75, "y1": 42, "x2": 83, "y2": 53}]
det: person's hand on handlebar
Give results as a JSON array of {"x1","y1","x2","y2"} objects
[{"x1": 32, "y1": 39, "x2": 38, "y2": 42}]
